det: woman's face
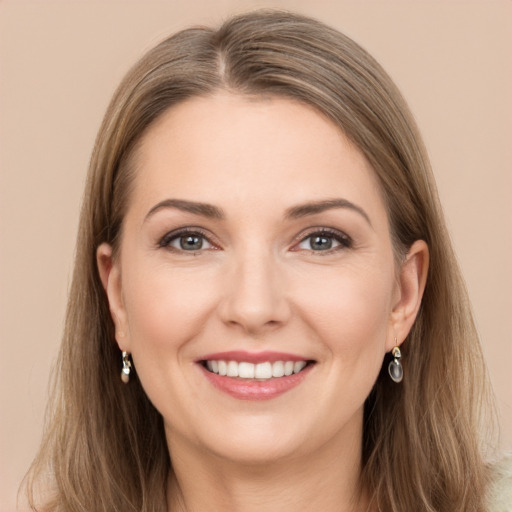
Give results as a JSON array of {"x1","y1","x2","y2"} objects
[{"x1": 99, "y1": 92, "x2": 425, "y2": 465}]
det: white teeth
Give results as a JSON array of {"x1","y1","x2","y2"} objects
[
  {"x1": 294, "y1": 361, "x2": 307, "y2": 374},
  {"x1": 227, "y1": 361, "x2": 238, "y2": 377},
  {"x1": 272, "y1": 361, "x2": 285, "y2": 378},
  {"x1": 205, "y1": 359, "x2": 309, "y2": 380},
  {"x1": 238, "y1": 362, "x2": 255, "y2": 379},
  {"x1": 218, "y1": 360, "x2": 227, "y2": 376},
  {"x1": 255, "y1": 362, "x2": 272, "y2": 379},
  {"x1": 284, "y1": 361, "x2": 294, "y2": 376}
]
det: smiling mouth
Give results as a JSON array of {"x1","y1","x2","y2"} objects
[{"x1": 201, "y1": 360, "x2": 314, "y2": 380}]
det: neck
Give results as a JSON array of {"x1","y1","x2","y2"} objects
[{"x1": 166, "y1": 419, "x2": 370, "y2": 512}]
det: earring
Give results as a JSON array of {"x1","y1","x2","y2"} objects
[
  {"x1": 388, "y1": 342, "x2": 403, "y2": 383},
  {"x1": 121, "y1": 351, "x2": 132, "y2": 384}
]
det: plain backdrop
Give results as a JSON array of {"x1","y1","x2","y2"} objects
[{"x1": 1, "y1": 1, "x2": 511, "y2": 510}]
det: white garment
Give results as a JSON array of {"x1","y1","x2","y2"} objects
[{"x1": 488, "y1": 455, "x2": 512, "y2": 511}]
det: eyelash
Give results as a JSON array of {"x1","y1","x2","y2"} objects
[
  {"x1": 293, "y1": 228, "x2": 353, "y2": 254},
  {"x1": 158, "y1": 227, "x2": 217, "y2": 253},
  {"x1": 157, "y1": 227, "x2": 353, "y2": 254}
]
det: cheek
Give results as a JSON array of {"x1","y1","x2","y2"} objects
[
  {"x1": 122, "y1": 259, "x2": 220, "y2": 354},
  {"x1": 298, "y1": 263, "x2": 395, "y2": 360},
  {"x1": 119, "y1": 259, "x2": 222, "y2": 430}
]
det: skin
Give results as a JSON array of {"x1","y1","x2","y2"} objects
[{"x1": 97, "y1": 92, "x2": 428, "y2": 512}]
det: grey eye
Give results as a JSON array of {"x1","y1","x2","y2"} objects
[
  {"x1": 299, "y1": 234, "x2": 340, "y2": 251},
  {"x1": 178, "y1": 235, "x2": 204, "y2": 251},
  {"x1": 309, "y1": 235, "x2": 334, "y2": 251},
  {"x1": 165, "y1": 233, "x2": 213, "y2": 251}
]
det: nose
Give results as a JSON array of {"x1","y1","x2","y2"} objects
[{"x1": 218, "y1": 250, "x2": 291, "y2": 335}]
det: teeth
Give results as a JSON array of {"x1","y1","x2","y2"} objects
[
  {"x1": 294, "y1": 361, "x2": 307, "y2": 373},
  {"x1": 255, "y1": 362, "x2": 272, "y2": 379},
  {"x1": 218, "y1": 360, "x2": 227, "y2": 376},
  {"x1": 227, "y1": 361, "x2": 238, "y2": 377},
  {"x1": 204, "y1": 360, "x2": 309, "y2": 380},
  {"x1": 238, "y1": 362, "x2": 255, "y2": 379},
  {"x1": 272, "y1": 361, "x2": 285, "y2": 377}
]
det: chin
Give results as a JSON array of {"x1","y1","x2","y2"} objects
[
  {"x1": 172, "y1": 412, "x2": 313, "y2": 466},
  {"x1": 209, "y1": 432, "x2": 305, "y2": 466},
  {"x1": 203, "y1": 410, "x2": 346, "y2": 466}
]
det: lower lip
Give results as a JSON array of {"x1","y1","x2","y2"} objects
[{"x1": 199, "y1": 364, "x2": 314, "y2": 401}]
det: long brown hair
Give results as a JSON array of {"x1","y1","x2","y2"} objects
[{"x1": 26, "y1": 10, "x2": 494, "y2": 511}]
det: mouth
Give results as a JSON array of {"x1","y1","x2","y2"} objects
[
  {"x1": 197, "y1": 351, "x2": 316, "y2": 400},
  {"x1": 201, "y1": 359, "x2": 312, "y2": 380}
]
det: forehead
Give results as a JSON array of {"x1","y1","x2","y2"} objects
[{"x1": 127, "y1": 92, "x2": 386, "y2": 223}]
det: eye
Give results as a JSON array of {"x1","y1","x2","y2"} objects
[
  {"x1": 159, "y1": 229, "x2": 215, "y2": 252},
  {"x1": 173, "y1": 234, "x2": 211, "y2": 251},
  {"x1": 295, "y1": 229, "x2": 352, "y2": 252}
]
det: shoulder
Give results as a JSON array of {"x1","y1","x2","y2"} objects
[{"x1": 487, "y1": 454, "x2": 512, "y2": 512}]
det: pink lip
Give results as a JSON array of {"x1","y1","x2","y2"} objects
[
  {"x1": 198, "y1": 350, "x2": 309, "y2": 364},
  {"x1": 198, "y1": 360, "x2": 314, "y2": 401}
]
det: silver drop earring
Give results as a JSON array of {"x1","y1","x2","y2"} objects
[
  {"x1": 121, "y1": 351, "x2": 132, "y2": 384},
  {"x1": 388, "y1": 343, "x2": 403, "y2": 383}
]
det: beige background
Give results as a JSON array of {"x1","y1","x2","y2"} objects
[{"x1": 1, "y1": 1, "x2": 511, "y2": 510}]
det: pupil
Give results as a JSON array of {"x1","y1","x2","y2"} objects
[
  {"x1": 311, "y1": 236, "x2": 332, "y2": 250},
  {"x1": 180, "y1": 235, "x2": 203, "y2": 250}
]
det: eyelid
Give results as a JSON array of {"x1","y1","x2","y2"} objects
[
  {"x1": 291, "y1": 227, "x2": 353, "y2": 252},
  {"x1": 158, "y1": 226, "x2": 220, "y2": 251},
  {"x1": 157, "y1": 225, "x2": 351, "y2": 253}
]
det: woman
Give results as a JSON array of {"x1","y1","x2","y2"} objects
[{"x1": 25, "y1": 10, "x2": 510, "y2": 512}]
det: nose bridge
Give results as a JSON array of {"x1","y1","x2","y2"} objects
[{"x1": 220, "y1": 243, "x2": 289, "y2": 333}]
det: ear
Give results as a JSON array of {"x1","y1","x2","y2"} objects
[
  {"x1": 96, "y1": 243, "x2": 131, "y2": 351},
  {"x1": 387, "y1": 240, "x2": 429, "y2": 351}
]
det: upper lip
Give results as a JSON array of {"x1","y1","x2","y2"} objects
[{"x1": 197, "y1": 351, "x2": 313, "y2": 364}]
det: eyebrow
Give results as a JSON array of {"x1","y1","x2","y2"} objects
[
  {"x1": 284, "y1": 198, "x2": 372, "y2": 227},
  {"x1": 144, "y1": 197, "x2": 372, "y2": 227},
  {"x1": 145, "y1": 199, "x2": 225, "y2": 221}
]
